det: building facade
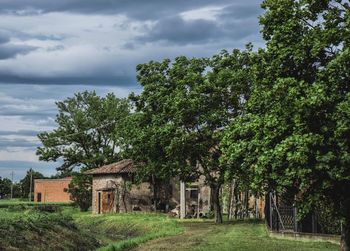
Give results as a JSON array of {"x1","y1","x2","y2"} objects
[
  {"x1": 34, "y1": 177, "x2": 72, "y2": 203},
  {"x1": 85, "y1": 159, "x2": 211, "y2": 216}
]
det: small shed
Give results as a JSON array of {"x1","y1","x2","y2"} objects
[{"x1": 85, "y1": 159, "x2": 153, "y2": 214}]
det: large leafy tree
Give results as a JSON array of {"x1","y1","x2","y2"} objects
[
  {"x1": 37, "y1": 91, "x2": 130, "y2": 211},
  {"x1": 221, "y1": 0, "x2": 350, "y2": 249},
  {"x1": 127, "y1": 49, "x2": 253, "y2": 223},
  {"x1": 37, "y1": 91, "x2": 130, "y2": 174}
]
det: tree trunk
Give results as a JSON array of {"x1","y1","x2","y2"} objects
[
  {"x1": 211, "y1": 184, "x2": 223, "y2": 224},
  {"x1": 341, "y1": 217, "x2": 350, "y2": 251},
  {"x1": 228, "y1": 179, "x2": 236, "y2": 220}
]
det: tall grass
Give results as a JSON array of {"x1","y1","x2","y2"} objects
[{"x1": 73, "y1": 212, "x2": 184, "y2": 251}]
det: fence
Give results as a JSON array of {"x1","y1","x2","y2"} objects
[{"x1": 265, "y1": 192, "x2": 341, "y2": 235}]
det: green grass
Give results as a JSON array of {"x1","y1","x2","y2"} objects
[
  {"x1": 0, "y1": 198, "x2": 73, "y2": 207},
  {"x1": 133, "y1": 219, "x2": 339, "y2": 251},
  {"x1": 0, "y1": 207, "x2": 99, "y2": 250},
  {"x1": 71, "y1": 210, "x2": 184, "y2": 251},
  {"x1": 0, "y1": 206, "x2": 340, "y2": 251}
]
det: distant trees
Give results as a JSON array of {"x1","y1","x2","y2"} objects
[{"x1": 19, "y1": 169, "x2": 45, "y2": 199}]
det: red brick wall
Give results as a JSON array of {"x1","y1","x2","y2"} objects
[{"x1": 34, "y1": 178, "x2": 72, "y2": 203}]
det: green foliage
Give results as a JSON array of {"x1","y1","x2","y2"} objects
[
  {"x1": 0, "y1": 177, "x2": 11, "y2": 198},
  {"x1": 19, "y1": 169, "x2": 45, "y2": 199},
  {"x1": 124, "y1": 49, "x2": 254, "y2": 223},
  {"x1": 221, "y1": 0, "x2": 350, "y2": 224},
  {"x1": 65, "y1": 172, "x2": 92, "y2": 211},
  {"x1": 37, "y1": 91, "x2": 130, "y2": 174}
]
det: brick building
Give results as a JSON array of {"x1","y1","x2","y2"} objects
[{"x1": 34, "y1": 177, "x2": 72, "y2": 203}]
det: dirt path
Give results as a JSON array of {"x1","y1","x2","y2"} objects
[{"x1": 132, "y1": 222, "x2": 218, "y2": 251}]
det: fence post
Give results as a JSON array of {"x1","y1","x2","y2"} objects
[
  {"x1": 293, "y1": 205, "x2": 298, "y2": 232},
  {"x1": 269, "y1": 192, "x2": 273, "y2": 230}
]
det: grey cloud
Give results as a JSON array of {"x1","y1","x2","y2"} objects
[
  {"x1": 0, "y1": 138, "x2": 39, "y2": 149},
  {"x1": 218, "y1": 3, "x2": 263, "y2": 20},
  {"x1": 0, "y1": 44, "x2": 38, "y2": 59},
  {"x1": 136, "y1": 14, "x2": 261, "y2": 46},
  {"x1": 0, "y1": 130, "x2": 42, "y2": 137},
  {"x1": 0, "y1": 0, "x2": 232, "y2": 20},
  {"x1": 138, "y1": 17, "x2": 221, "y2": 45},
  {"x1": 0, "y1": 31, "x2": 11, "y2": 44},
  {"x1": 0, "y1": 74, "x2": 137, "y2": 86}
]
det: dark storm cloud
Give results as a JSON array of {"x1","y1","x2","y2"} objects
[
  {"x1": 0, "y1": 44, "x2": 38, "y2": 59},
  {"x1": 0, "y1": 0, "x2": 232, "y2": 19},
  {"x1": 0, "y1": 75, "x2": 137, "y2": 86}
]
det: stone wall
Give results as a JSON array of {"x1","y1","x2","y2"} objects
[{"x1": 91, "y1": 173, "x2": 211, "y2": 215}]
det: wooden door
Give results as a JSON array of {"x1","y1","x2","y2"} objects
[{"x1": 102, "y1": 191, "x2": 114, "y2": 213}]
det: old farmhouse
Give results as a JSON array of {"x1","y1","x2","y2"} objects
[{"x1": 85, "y1": 159, "x2": 212, "y2": 216}]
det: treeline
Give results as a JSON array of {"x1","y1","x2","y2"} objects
[
  {"x1": 0, "y1": 169, "x2": 45, "y2": 199},
  {"x1": 36, "y1": 1, "x2": 350, "y2": 249}
]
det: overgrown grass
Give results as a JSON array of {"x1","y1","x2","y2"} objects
[
  {"x1": 0, "y1": 207, "x2": 99, "y2": 250},
  {"x1": 0, "y1": 198, "x2": 73, "y2": 208},
  {"x1": 0, "y1": 206, "x2": 183, "y2": 251},
  {"x1": 71, "y1": 211, "x2": 184, "y2": 251}
]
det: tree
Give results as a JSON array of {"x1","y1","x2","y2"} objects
[
  {"x1": 37, "y1": 91, "x2": 130, "y2": 174},
  {"x1": 19, "y1": 169, "x2": 44, "y2": 199},
  {"x1": 37, "y1": 91, "x2": 130, "y2": 210},
  {"x1": 65, "y1": 172, "x2": 92, "y2": 211},
  {"x1": 0, "y1": 177, "x2": 12, "y2": 199},
  {"x1": 126, "y1": 49, "x2": 253, "y2": 223},
  {"x1": 221, "y1": 0, "x2": 350, "y2": 249}
]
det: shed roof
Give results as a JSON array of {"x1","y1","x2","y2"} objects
[{"x1": 85, "y1": 159, "x2": 135, "y2": 175}]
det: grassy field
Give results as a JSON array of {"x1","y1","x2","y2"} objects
[
  {"x1": 0, "y1": 206, "x2": 183, "y2": 251},
  {"x1": 0, "y1": 198, "x2": 73, "y2": 207},
  {"x1": 0, "y1": 204, "x2": 340, "y2": 251},
  {"x1": 0, "y1": 207, "x2": 99, "y2": 250},
  {"x1": 133, "y1": 220, "x2": 339, "y2": 251},
  {"x1": 70, "y1": 209, "x2": 184, "y2": 251}
]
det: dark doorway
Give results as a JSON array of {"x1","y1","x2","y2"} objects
[
  {"x1": 98, "y1": 192, "x2": 101, "y2": 214},
  {"x1": 37, "y1": 193, "x2": 42, "y2": 202}
]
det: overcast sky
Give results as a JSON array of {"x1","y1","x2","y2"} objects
[{"x1": 0, "y1": 0, "x2": 264, "y2": 181}]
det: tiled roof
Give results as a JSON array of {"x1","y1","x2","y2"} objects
[{"x1": 85, "y1": 159, "x2": 135, "y2": 175}]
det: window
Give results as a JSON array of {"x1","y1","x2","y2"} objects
[{"x1": 190, "y1": 189, "x2": 198, "y2": 199}]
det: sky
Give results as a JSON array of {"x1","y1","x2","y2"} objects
[{"x1": 0, "y1": 0, "x2": 264, "y2": 182}]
